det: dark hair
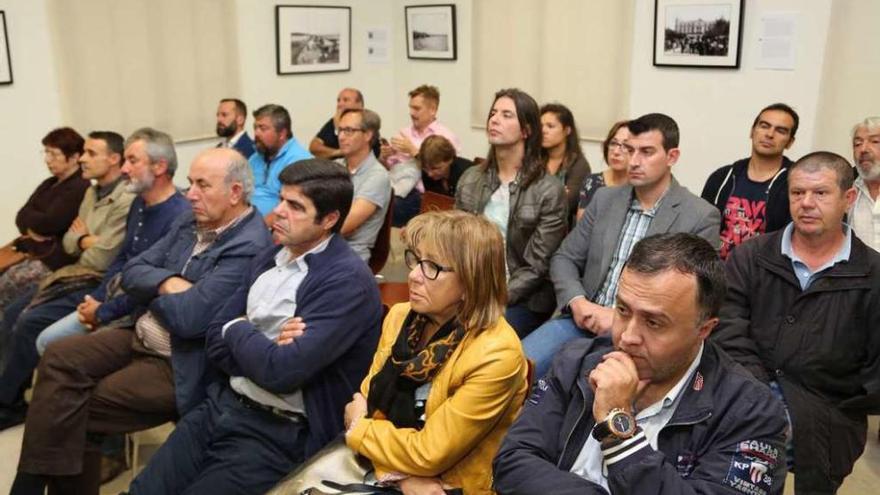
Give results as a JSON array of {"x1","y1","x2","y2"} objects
[
  {"x1": 220, "y1": 98, "x2": 247, "y2": 118},
  {"x1": 409, "y1": 84, "x2": 440, "y2": 106},
  {"x1": 627, "y1": 113, "x2": 679, "y2": 151},
  {"x1": 420, "y1": 135, "x2": 457, "y2": 167},
  {"x1": 602, "y1": 120, "x2": 630, "y2": 163},
  {"x1": 278, "y1": 159, "x2": 353, "y2": 234},
  {"x1": 540, "y1": 103, "x2": 586, "y2": 171},
  {"x1": 42, "y1": 127, "x2": 84, "y2": 159},
  {"x1": 624, "y1": 233, "x2": 726, "y2": 322},
  {"x1": 752, "y1": 103, "x2": 799, "y2": 139},
  {"x1": 253, "y1": 104, "x2": 292, "y2": 137},
  {"x1": 87, "y1": 131, "x2": 125, "y2": 157},
  {"x1": 790, "y1": 151, "x2": 855, "y2": 191},
  {"x1": 485, "y1": 88, "x2": 544, "y2": 188}
]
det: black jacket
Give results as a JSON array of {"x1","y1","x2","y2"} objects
[
  {"x1": 493, "y1": 338, "x2": 788, "y2": 495},
  {"x1": 700, "y1": 157, "x2": 794, "y2": 234},
  {"x1": 712, "y1": 229, "x2": 880, "y2": 494}
]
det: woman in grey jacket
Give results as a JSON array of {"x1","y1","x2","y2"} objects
[{"x1": 456, "y1": 89, "x2": 567, "y2": 338}]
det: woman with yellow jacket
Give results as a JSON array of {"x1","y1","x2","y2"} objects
[{"x1": 344, "y1": 210, "x2": 529, "y2": 495}]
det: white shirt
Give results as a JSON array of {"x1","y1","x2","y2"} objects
[
  {"x1": 225, "y1": 235, "x2": 332, "y2": 413},
  {"x1": 570, "y1": 345, "x2": 704, "y2": 491},
  {"x1": 850, "y1": 177, "x2": 880, "y2": 251}
]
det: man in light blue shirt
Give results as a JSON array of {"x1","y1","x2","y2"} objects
[{"x1": 248, "y1": 104, "x2": 312, "y2": 216}]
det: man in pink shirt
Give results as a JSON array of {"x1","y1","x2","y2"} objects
[{"x1": 381, "y1": 85, "x2": 461, "y2": 226}]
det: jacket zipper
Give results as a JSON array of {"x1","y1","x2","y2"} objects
[{"x1": 557, "y1": 382, "x2": 590, "y2": 468}]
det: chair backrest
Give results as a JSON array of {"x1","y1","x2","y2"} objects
[
  {"x1": 368, "y1": 195, "x2": 394, "y2": 275},
  {"x1": 419, "y1": 191, "x2": 455, "y2": 214}
]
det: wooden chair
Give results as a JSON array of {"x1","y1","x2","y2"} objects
[
  {"x1": 368, "y1": 196, "x2": 394, "y2": 275},
  {"x1": 419, "y1": 191, "x2": 455, "y2": 213}
]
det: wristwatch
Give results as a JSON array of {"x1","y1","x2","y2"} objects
[{"x1": 592, "y1": 408, "x2": 637, "y2": 442}]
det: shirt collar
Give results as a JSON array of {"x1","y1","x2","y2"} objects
[
  {"x1": 274, "y1": 234, "x2": 333, "y2": 271},
  {"x1": 95, "y1": 176, "x2": 124, "y2": 201},
  {"x1": 628, "y1": 187, "x2": 669, "y2": 216},
  {"x1": 348, "y1": 152, "x2": 378, "y2": 176},
  {"x1": 637, "y1": 343, "x2": 704, "y2": 418},
  {"x1": 411, "y1": 120, "x2": 439, "y2": 139},
  {"x1": 196, "y1": 206, "x2": 253, "y2": 244},
  {"x1": 226, "y1": 129, "x2": 246, "y2": 147},
  {"x1": 780, "y1": 221, "x2": 852, "y2": 267}
]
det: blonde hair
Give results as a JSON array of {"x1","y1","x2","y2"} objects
[{"x1": 405, "y1": 210, "x2": 507, "y2": 333}]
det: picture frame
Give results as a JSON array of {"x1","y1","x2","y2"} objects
[
  {"x1": 653, "y1": 0, "x2": 744, "y2": 69},
  {"x1": 275, "y1": 5, "x2": 351, "y2": 75},
  {"x1": 0, "y1": 11, "x2": 12, "y2": 85},
  {"x1": 405, "y1": 4, "x2": 457, "y2": 61}
]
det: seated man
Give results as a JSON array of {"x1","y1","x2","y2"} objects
[
  {"x1": 215, "y1": 98, "x2": 255, "y2": 158},
  {"x1": 713, "y1": 151, "x2": 880, "y2": 493},
  {"x1": 338, "y1": 108, "x2": 391, "y2": 262},
  {"x1": 10, "y1": 148, "x2": 273, "y2": 495},
  {"x1": 308, "y1": 87, "x2": 380, "y2": 159},
  {"x1": 523, "y1": 113, "x2": 720, "y2": 378},
  {"x1": 0, "y1": 128, "x2": 188, "y2": 431},
  {"x1": 249, "y1": 103, "x2": 312, "y2": 216},
  {"x1": 850, "y1": 116, "x2": 880, "y2": 251},
  {"x1": 493, "y1": 233, "x2": 788, "y2": 495},
  {"x1": 419, "y1": 134, "x2": 473, "y2": 198},
  {"x1": 129, "y1": 159, "x2": 382, "y2": 494}
]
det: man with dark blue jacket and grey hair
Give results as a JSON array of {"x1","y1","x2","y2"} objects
[
  {"x1": 129, "y1": 158, "x2": 383, "y2": 494},
  {"x1": 493, "y1": 233, "x2": 788, "y2": 495}
]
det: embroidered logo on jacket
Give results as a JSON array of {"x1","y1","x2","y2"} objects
[{"x1": 723, "y1": 440, "x2": 779, "y2": 495}]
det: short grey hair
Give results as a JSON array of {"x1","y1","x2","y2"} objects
[
  {"x1": 224, "y1": 151, "x2": 254, "y2": 204},
  {"x1": 852, "y1": 116, "x2": 880, "y2": 137},
  {"x1": 125, "y1": 128, "x2": 178, "y2": 177},
  {"x1": 253, "y1": 104, "x2": 292, "y2": 136}
]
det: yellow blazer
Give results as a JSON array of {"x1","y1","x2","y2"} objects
[{"x1": 346, "y1": 303, "x2": 528, "y2": 494}]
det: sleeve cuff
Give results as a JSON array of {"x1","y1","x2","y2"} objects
[
  {"x1": 602, "y1": 428, "x2": 653, "y2": 472},
  {"x1": 221, "y1": 317, "x2": 248, "y2": 338}
]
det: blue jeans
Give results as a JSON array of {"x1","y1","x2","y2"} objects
[
  {"x1": 391, "y1": 188, "x2": 422, "y2": 228},
  {"x1": 130, "y1": 383, "x2": 308, "y2": 495},
  {"x1": 521, "y1": 316, "x2": 588, "y2": 380},
  {"x1": 504, "y1": 304, "x2": 552, "y2": 339},
  {"x1": 36, "y1": 310, "x2": 88, "y2": 355}
]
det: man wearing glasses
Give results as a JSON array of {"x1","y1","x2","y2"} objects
[
  {"x1": 522, "y1": 113, "x2": 720, "y2": 379},
  {"x1": 337, "y1": 108, "x2": 391, "y2": 262},
  {"x1": 701, "y1": 103, "x2": 799, "y2": 260}
]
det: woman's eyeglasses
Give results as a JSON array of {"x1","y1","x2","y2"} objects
[{"x1": 404, "y1": 249, "x2": 454, "y2": 280}]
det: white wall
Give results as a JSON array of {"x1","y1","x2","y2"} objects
[
  {"x1": 0, "y1": 0, "x2": 64, "y2": 240},
  {"x1": 629, "y1": 0, "x2": 833, "y2": 193}
]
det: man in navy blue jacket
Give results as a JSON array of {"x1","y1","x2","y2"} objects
[
  {"x1": 10, "y1": 148, "x2": 273, "y2": 495},
  {"x1": 129, "y1": 159, "x2": 383, "y2": 495},
  {"x1": 493, "y1": 233, "x2": 788, "y2": 495}
]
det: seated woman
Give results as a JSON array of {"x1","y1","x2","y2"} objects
[
  {"x1": 540, "y1": 103, "x2": 590, "y2": 223},
  {"x1": 456, "y1": 89, "x2": 567, "y2": 338},
  {"x1": 344, "y1": 210, "x2": 528, "y2": 495},
  {"x1": 419, "y1": 135, "x2": 473, "y2": 198},
  {"x1": 0, "y1": 127, "x2": 89, "y2": 313},
  {"x1": 576, "y1": 120, "x2": 630, "y2": 221}
]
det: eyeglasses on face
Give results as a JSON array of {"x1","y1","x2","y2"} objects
[
  {"x1": 404, "y1": 249, "x2": 454, "y2": 280},
  {"x1": 335, "y1": 127, "x2": 365, "y2": 136},
  {"x1": 608, "y1": 140, "x2": 631, "y2": 152}
]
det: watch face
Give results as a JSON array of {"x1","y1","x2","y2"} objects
[{"x1": 611, "y1": 412, "x2": 633, "y2": 435}]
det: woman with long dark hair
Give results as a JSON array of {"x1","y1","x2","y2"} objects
[{"x1": 540, "y1": 103, "x2": 590, "y2": 220}]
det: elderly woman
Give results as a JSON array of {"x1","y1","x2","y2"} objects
[
  {"x1": 575, "y1": 120, "x2": 631, "y2": 221},
  {"x1": 0, "y1": 127, "x2": 89, "y2": 312},
  {"x1": 344, "y1": 210, "x2": 528, "y2": 495}
]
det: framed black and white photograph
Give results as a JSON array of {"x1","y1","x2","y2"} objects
[
  {"x1": 275, "y1": 5, "x2": 351, "y2": 75},
  {"x1": 653, "y1": 0, "x2": 744, "y2": 69},
  {"x1": 405, "y1": 4, "x2": 456, "y2": 61},
  {"x1": 0, "y1": 11, "x2": 12, "y2": 85}
]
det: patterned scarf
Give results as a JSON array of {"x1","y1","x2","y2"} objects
[{"x1": 367, "y1": 310, "x2": 466, "y2": 428}]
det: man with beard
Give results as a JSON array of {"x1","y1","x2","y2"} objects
[
  {"x1": 248, "y1": 104, "x2": 312, "y2": 216},
  {"x1": 850, "y1": 116, "x2": 880, "y2": 251},
  {"x1": 0, "y1": 128, "x2": 189, "y2": 431},
  {"x1": 216, "y1": 98, "x2": 255, "y2": 158},
  {"x1": 701, "y1": 103, "x2": 799, "y2": 259}
]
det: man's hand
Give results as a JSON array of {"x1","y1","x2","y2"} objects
[
  {"x1": 379, "y1": 142, "x2": 395, "y2": 166},
  {"x1": 76, "y1": 295, "x2": 102, "y2": 330},
  {"x1": 69, "y1": 217, "x2": 89, "y2": 236},
  {"x1": 398, "y1": 477, "x2": 449, "y2": 495},
  {"x1": 390, "y1": 133, "x2": 418, "y2": 156},
  {"x1": 158, "y1": 276, "x2": 194, "y2": 295},
  {"x1": 588, "y1": 351, "x2": 649, "y2": 421},
  {"x1": 276, "y1": 317, "x2": 306, "y2": 345},
  {"x1": 343, "y1": 392, "x2": 368, "y2": 430},
  {"x1": 570, "y1": 298, "x2": 614, "y2": 335}
]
